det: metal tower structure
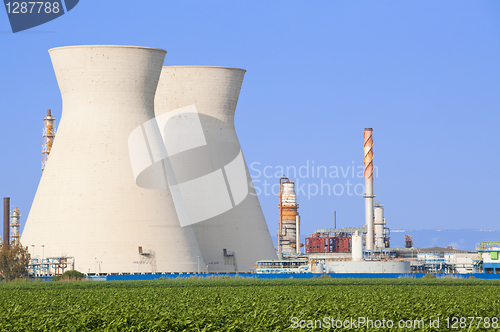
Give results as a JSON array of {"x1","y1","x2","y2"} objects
[
  {"x1": 278, "y1": 177, "x2": 300, "y2": 254},
  {"x1": 10, "y1": 208, "x2": 20, "y2": 245},
  {"x1": 42, "y1": 109, "x2": 56, "y2": 175}
]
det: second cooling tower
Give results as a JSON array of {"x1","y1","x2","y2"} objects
[{"x1": 154, "y1": 66, "x2": 277, "y2": 272}]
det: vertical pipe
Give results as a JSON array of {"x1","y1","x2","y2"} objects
[
  {"x1": 278, "y1": 179, "x2": 283, "y2": 253},
  {"x1": 3, "y1": 197, "x2": 10, "y2": 247},
  {"x1": 296, "y1": 215, "x2": 300, "y2": 254},
  {"x1": 363, "y1": 128, "x2": 374, "y2": 251}
]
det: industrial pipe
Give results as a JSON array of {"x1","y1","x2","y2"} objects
[
  {"x1": 3, "y1": 197, "x2": 10, "y2": 247},
  {"x1": 296, "y1": 215, "x2": 300, "y2": 254}
]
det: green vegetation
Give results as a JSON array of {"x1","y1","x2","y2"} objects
[
  {"x1": 0, "y1": 243, "x2": 30, "y2": 282},
  {"x1": 52, "y1": 270, "x2": 86, "y2": 281},
  {"x1": 0, "y1": 278, "x2": 499, "y2": 331}
]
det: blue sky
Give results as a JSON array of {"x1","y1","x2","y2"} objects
[{"x1": 1, "y1": 1, "x2": 499, "y2": 244}]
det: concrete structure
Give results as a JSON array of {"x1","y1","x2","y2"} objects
[
  {"x1": 326, "y1": 261, "x2": 410, "y2": 273},
  {"x1": 22, "y1": 46, "x2": 206, "y2": 274},
  {"x1": 363, "y1": 128, "x2": 374, "y2": 251},
  {"x1": 154, "y1": 66, "x2": 277, "y2": 272}
]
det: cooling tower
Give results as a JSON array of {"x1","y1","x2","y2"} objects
[
  {"x1": 22, "y1": 46, "x2": 205, "y2": 274},
  {"x1": 153, "y1": 66, "x2": 277, "y2": 272}
]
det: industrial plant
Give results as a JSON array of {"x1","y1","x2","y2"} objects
[
  {"x1": 254, "y1": 128, "x2": 409, "y2": 274},
  {"x1": 252, "y1": 128, "x2": 498, "y2": 276},
  {"x1": 1, "y1": 44, "x2": 499, "y2": 279}
]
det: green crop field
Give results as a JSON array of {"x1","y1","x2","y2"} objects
[{"x1": 1, "y1": 278, "x2": 500, "y2": 331}]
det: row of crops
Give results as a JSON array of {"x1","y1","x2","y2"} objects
[{"x1": 1, "y1": 278, "x2": 500, "y2": 331}]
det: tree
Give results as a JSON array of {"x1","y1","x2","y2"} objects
[
  {"x1": 0, "y1": 242, "x2": 30, "y2": 281},
  {"x1": 52, "y1": 270, "x2": 86, "y2": 281}
]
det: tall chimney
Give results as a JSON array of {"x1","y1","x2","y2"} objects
[
  {"x1": 3, "y1": 197, "x2": 10, "y2": 248},
  {"x1": 363, "y1": 128, "x2": 374, "y2": 251}
]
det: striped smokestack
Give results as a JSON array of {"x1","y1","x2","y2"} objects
[
  {"x1": 364, "y1": 129, "x2": 373, "y2": 180},
  {"x1": 363, "y1": 128, "x2": 374, "y2": 251}
]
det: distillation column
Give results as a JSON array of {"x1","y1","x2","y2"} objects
[
  {"x1": 42, "y1": 109, "x2": 56, "y2": 175},
  {"x1": 10, "y1": 208, "x2": 20, "y2": 245},
  {"x1": 279, "y1": 179, "x2": 299, "y2": 254},
  {"x1": 363, "y1": 128, "x2": 374, "y2": 251}
]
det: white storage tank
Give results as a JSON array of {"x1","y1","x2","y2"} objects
[
  {"x1": 313, "y1": 263, "x2": 324, "y2": 273},
  {"x1": 374, "y1": 204, "x2": 385, "y2": 250}
]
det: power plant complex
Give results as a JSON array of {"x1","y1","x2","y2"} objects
[{"x1": 2, "y1": 44, "x2": 499, "y2": 279}]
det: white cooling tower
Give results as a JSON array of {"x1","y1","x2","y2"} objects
[
  {"x1": 22, "y1": 46, "x2": 205, "y2": 274},
  {"x1": 154, "y1": 66, "x2": 278, "y2": 272}
]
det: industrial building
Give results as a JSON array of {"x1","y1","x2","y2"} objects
[{"x1": 476, "y1": 242, "x2": 500, "y2": 274}]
